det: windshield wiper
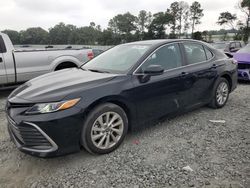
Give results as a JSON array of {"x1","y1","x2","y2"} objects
[
  {"x1": 80, "y1": 67, "x2": 88, "y2": 71},
  {"x1": 88, "y1": 69, "x2": 110, "y2": 73}
]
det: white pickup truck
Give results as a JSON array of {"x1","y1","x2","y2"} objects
[{"x1": 0, "y1": 32, "x2": 95, "y2": 87}]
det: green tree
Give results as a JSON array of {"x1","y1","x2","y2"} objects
[
  {"x1": 147, "y1": 12, "x2": 173, "y2": 39},
  {"x1": 239, "y1": 0, "x2": 250, "y2": 43},
  {"x1": 190, "y1": 1, "x2": 204, "y2": 38},
  {"x1": 20, "y1": 27, "x2": 49, "y2": 44},
  {"x1": 183, "y1": 10, "x2": 190, "y2": 37},
  {"x1": 75, "y1": 25, "x2": 102, "y2": 45},
  {"x1": 49, "y1": 23, "x2": 76, "y2": 44},
  {"x1": 192, "y1": 31, "x2": 203, "y2": 40},
  {"x1": 136, "y1": 10, "x2": 152, "y2": 40},
  {"x1": 167, "y1": 2, "x2": 179, "y2": 38},
  {"x1": 1, "y1": 30, "x2": 20, "y2": 44},
  {"x1": 177, "y1": 1, "x2": 189, "y2": 38},
  {"x1": 108, "y1": 12, "x2": 137, "y2": 42},
  {"x1": 217, "y1": 12, "x2": 237, "y2": 36},
  {"x1": 98, "y1": 29, "x2": 120, "y2": 45}
]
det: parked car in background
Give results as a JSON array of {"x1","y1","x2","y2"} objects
[
  {"x1": 6, "y1": 39, "x2": 237, "y2": 157},
  {"x1": 0, "y1": 32, "x2": 95, "y2": 87},
  {"x1": 212, "y1": 41, "x2": 244, "y2": 53},
  {"x1": 233, "y1": 44, "x2": 250, "y2": 81}
]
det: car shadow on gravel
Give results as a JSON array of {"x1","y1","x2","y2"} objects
[
  {"x1": 238, "y1": 80, "x2": 250, "y2": 85},
  {"x1": 0, "y1": 89, "x2": 13, "y2": 99}
]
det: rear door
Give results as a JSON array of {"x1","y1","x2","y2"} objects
[
  {"x1": 180, "y1": 42, "x2": 218, "y2": 109},
  {"x1": 0, "y1": 35, "x2": 7, "y2": 84}
]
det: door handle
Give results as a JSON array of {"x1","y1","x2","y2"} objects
[
  {"x1": 180, "y1": 72, "x2": 189, "y2": 77},
  {"x1": 0, "y1": 57, "x2": 2, "y2": 63},
  {"x1": 210, "y1": 64, "x2": 219, "y2": 69}
]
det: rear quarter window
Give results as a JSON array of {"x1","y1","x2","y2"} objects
[{"x1": 204, "y1": 48, "x2": 213, "y2": 60}]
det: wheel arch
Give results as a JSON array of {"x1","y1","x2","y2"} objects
[
  {"x1": 54, "y1": 61, "x2": 78, "y2": 71},
  {"x1": 84, "y1": 96, "x2": 136, "y2": 131},
  {"x1": 51, "y1": 56, "x2": 82, "y2": 71},
  {"x1": 220, "y1": 73, "x2": 232, "y2": 92}
]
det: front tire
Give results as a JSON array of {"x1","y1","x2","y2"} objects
[
  {"x1": 209, "y1": 77, "x2": 229, "y2": 109},
  {"x1": 81, "y1": 103, "x2": 128, "y2": 154}
]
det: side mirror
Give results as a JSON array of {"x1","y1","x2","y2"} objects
[{"x1": 144, "y1": 65, "x2": 164, "y2": 76}]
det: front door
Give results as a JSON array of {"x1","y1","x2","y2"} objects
[{"x1": 131, "y1": 43, "x2": 189, "y2": 122}]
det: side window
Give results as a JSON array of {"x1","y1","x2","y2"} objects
[
  {"x1": 183, "y1": 43, "x2": 207, "y2": 64},
  {"x1": 235, "y1": 42, "x2": 241, "y2": 48},
  {"x1": 140, "y1": 43, "x2": 182, "y2": 72},
  {"x1": 230, "y1": 42, "x2": 236, "y2": 48},
  {"x1": 204, "y1": 48, "x2": 213, "y2": 60}
]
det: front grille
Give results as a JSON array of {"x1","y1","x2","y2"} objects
[
  {"x1": 238, "y1": 63, "x2": 250, "y2": 69},
  {"x1": 8, "y1": 117, "x2": 54, "y2": 150},
  {"x1": 8, "y1": 102, "x2": 33, "y2": 108}
]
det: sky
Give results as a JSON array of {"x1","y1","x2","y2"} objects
[{"x1": 0, "y1": 0, "x2": 246, "y2": 32}]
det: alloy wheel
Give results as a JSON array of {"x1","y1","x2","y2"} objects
[
  {"x1": 216, "y1": 81, "x2": 229, "y2": 106},
  {"x1": 91, "y1": 112, "x2": 124, "y2": 150}
]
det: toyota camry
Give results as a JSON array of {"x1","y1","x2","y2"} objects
[{"x1": 6, "y1": 39, "x2": 237, "y2": 157}]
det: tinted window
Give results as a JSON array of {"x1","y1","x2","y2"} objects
[
  {"x1": 0, "y1": 36, "x2": 7, "y2": 53},
  {"x1": 235, "y1": 42, "x2": 241, "y2": 48},
  {"x1": 140, "y1": 43, "x2": 182, "y2": 72},
  {"x1": 230, "y1": 42, "x2": 236, "y2": 48},
  {"x1": 204, "y1": 48, "x2": 213, "y2": 60},
  {"x1": 183, "y1": 43, "x2": 207, "y2": 64}
]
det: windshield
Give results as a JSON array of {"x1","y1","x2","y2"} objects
[
  {"x1": 212, "y1": 43, "x2": 227, "y2": 49},
  {"x1": 82, "y1": 44, "x2": 151, "y2": 74},
  {"x1": 238, "y1": 44, "x2": 250, "y2": 53}
]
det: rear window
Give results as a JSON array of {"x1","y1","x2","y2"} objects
[{"x1": 0, "y1": 35, "x2": 7, "y2": 53}]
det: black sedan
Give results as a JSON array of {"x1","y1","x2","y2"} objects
[{"x1": 6, "y1": 39, "x2": 237, "y2": 157}]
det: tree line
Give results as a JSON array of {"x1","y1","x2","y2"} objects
[
  {"x1": 216, "y1": 0, "x2": 250, "y2": 43},
  {"x1": 2, "y1": 0, "x2": 249, "y2": 45}
]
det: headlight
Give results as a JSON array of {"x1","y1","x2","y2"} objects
[{"x1": 25, "y1": 98, "x2": 81, "y2": 114}]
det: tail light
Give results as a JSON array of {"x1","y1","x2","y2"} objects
[{"x1": 87, "y1": 51, "x2": 94, "y2": 60}]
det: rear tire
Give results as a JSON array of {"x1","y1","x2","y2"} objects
[
  {"x1": 81, "y1": 103, "x2": 128, "y2": 154},
  {"x1": 208, "y1": 77, "x2": 229, "y2": 109}
]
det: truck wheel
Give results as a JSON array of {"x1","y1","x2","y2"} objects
[
  {"x1": 208, "y1": 77, "x2": 229, "y2": 109},
  {"x1": 81, "y1": 103, "x2": 128, "y2": 154}
]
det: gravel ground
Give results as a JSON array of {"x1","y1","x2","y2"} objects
[{"x1": 0, "y1": 83, "x2": 249, "y2": 188}]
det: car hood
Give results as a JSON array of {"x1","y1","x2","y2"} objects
[
  {"x1": 8, "y1": 68, "x2": 118, "y2": 103},
  {"x1": 234, "y1": 53, "x2": 250, "y2": 63}
]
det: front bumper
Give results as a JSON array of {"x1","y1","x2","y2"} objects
[
  {"x1": 6, "y1": 105, "x2": 84, "y2": 157},
  {"x1": 238, "y1": 69, "x2": 250, "y2": 81}
]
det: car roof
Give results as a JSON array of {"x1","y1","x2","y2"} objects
[{"x1": 125, "y1": 39, "x2": 207, "y2": 46}]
